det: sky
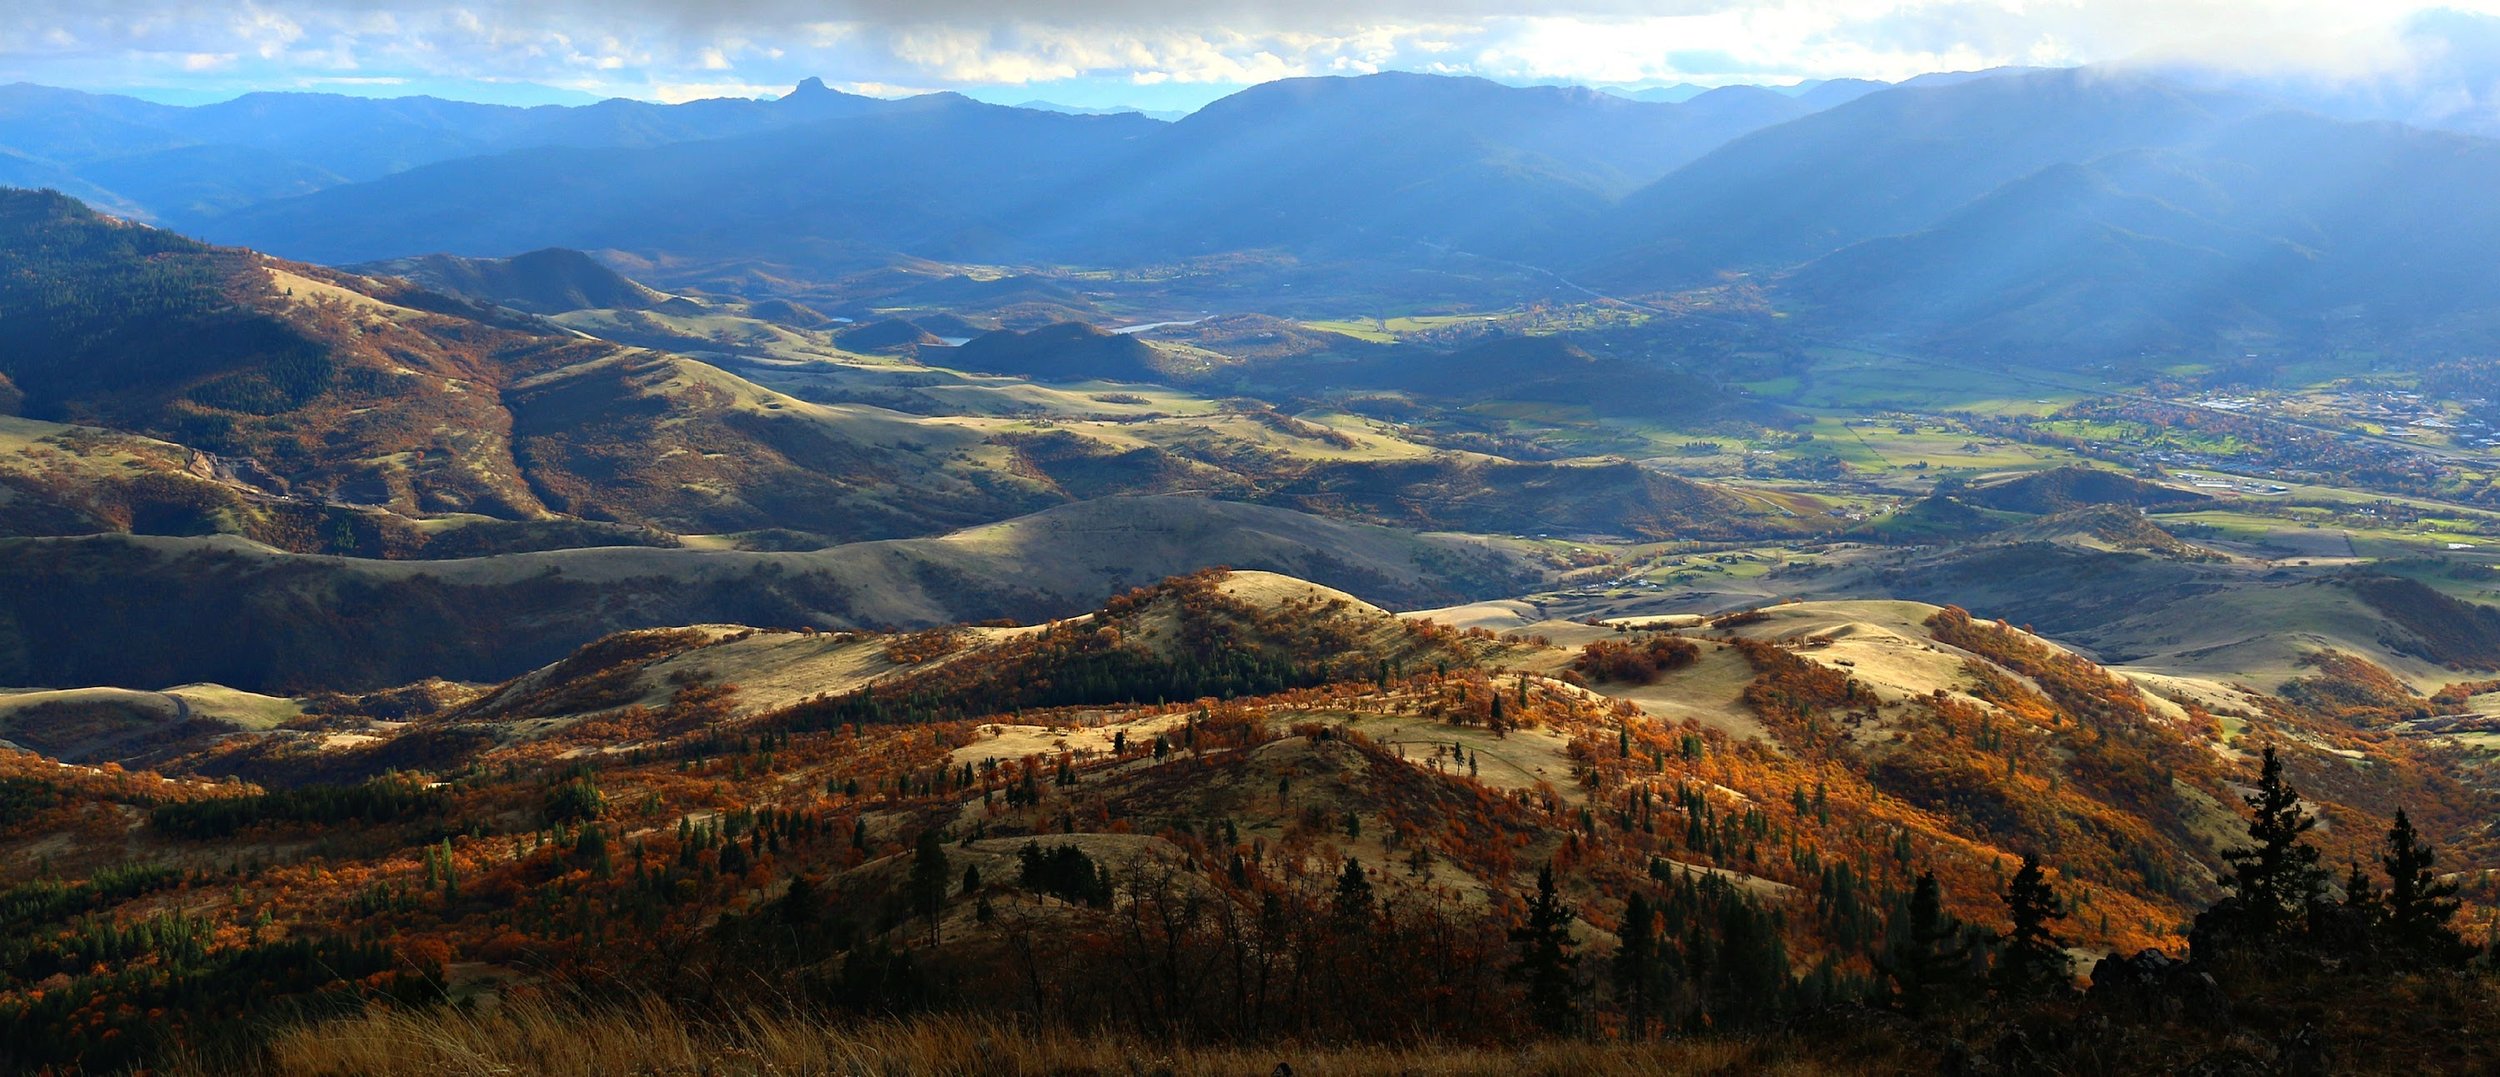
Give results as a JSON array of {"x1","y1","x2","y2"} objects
[{"x1": 0, "y1": 1, "x2": 2493, "y2": 111}]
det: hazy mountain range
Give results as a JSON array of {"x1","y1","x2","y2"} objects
[{"x1": 14, "y1": 22, "x2": 2500, "y2": 362}]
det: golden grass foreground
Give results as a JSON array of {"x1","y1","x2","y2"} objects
[{"x1": 215, "y1": 997, "x2": 1846, "y2": 1077}]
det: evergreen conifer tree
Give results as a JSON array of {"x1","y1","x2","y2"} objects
[
  {"x1": 2217, "y1": 746, "x2": 2328, "y2": 937},
  {"x1": 910, "y1": 827, "x2": 951, "y2": 943},
  {"x1": 1613, "y1": 890, "x2": 1659, "y2": 1039},
  {"x1": 2381, "y1": 808, "x2": 2468, "y2": 963},
  {"x1": 1993, "y1": 855, "x2": 2069, "y2": 997},
  {"x1": 1880, "y1": 872, "x2": 1976, "y2": 1016},
  {"x1": 1709, "y1": 889, "x2": 1791, "y2": 1027},
  {"x1": 1508, "y1": 863, "x2": 1582, "y2": 1035},
  {"x1": 2343, "y1": 861, "x2": 2381, "y2": 919},
  {"x1": 1332, "y1": 857, "x2": 1373, "y2": 925}
]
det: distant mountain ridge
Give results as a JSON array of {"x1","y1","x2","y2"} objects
[
  {"x1": 0, "y1": 70, "x2": 1851, "y2": 237},
  {"x1": 18, "y1": 55, "x2": 2500, "y2": 362},
  {"x1": 1764, "y1": 93, "x2": 2500, "y2": 356},
  {"x1": 1013, "y1": 99, "x2": 1188, "y2": 122},
  {"x1": 0, "y1": 76, "x2": 1150, "y2": 238},
  {"x1": 184, "y1": 70, "x2": 1837, "y2": 269},
  {"x1": 1581, "y1": 68, "x2": 2274, "y2": 286}
]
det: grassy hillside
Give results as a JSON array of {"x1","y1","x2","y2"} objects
[
  {"x1": 1679, "y1": 536, "x2": 2500, "y2": 693},
  {"x1": 0, "y1": 195, "x2": 1805, "y2": 558},
  {"x1": 0, "y1": 414, "x2": 686, "y2": 556},
  {"x1": 939, "y1": 323, "x2": 1175, "y2": 382},
  {"x1": 832, "y1": 318, "x2": 946, "y2": 355},
  {"x1": 0, "y1": 190, "x2": 1042, "y2": 543},
  {"x1": 0, "y1": 497, "x2": 1550, "y2": 692},
  {"x1": 1960, "y1": 465, "x2": 2213, "y2": 514},
  {"x1": 1261, "y1": 456, "x2": 1775, "y2": 541},
  {"x1": 349, "y1": 248, "x2": 676, "y2": 314},
  {"x1": 502, "y1": 351, "x2": 1061, "y2": 540},
  {"x1": 1986, "y1": 506, "x2": 2227, "y2": 561},
  {"x1": 0, "y1": 188, "x2": 587, "y2": 517}
]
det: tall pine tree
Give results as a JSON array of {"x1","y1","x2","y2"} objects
[
  {"x1": 1508, "y1": 863, "x2": 1581, "y2": 1035},
  {"x1": 910, "y1": 827, "x2": 951, "y2": 944},
  {"x1": 1332, "y1": 857, "x2": 1374, "y2": 926},
  {"x1": 1879, "y1": 872, "x2": 1976, "y2": 1017},
  {"x1": 1708, "y1": 890, "x2": 1792, "y2": 1029},
  {"x1": 1993, "y1": 855, "x2": 2069, "y2": 997},
  {"x1": 2343, "y1": 861, "x2": 2381, "y2": 919},
  {"x1": 2381, "y1": 808, "x2": 2468, "y2": 963},
  {"x1": 1613, "y1": 890, "x2": 1660, "y2": 1040},
  {"x1": 2216, "y1": 745, "x2": 2327, "y2": 938}
]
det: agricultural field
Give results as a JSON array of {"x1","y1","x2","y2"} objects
[{"x1": 1302, "y1": 313, "x2": 1512, "y2": 340}]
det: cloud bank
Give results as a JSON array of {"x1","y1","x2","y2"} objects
[{"x1": 0, "y1": 1, "x2": 2489, "y2": 107}]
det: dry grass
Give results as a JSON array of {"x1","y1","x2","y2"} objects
[{"x1": 226, "y1": 997, "x2": 1848, "y2": 1077}]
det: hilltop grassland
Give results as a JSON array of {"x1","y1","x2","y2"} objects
[{"x1": 0, "y1": 684, "x2": 297, "y2": 764}]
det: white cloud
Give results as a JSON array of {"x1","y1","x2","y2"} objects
[
  {"x1": 879, "y1": 22, "x2": 1460, "y2": 86},
  {"x1": 231, "y1": 5, "x2": 305, "y2": 61},
  {"x1": 0, "y1": 0, "x2": 2493, "y2": 105},
  {"x1": 831, "y1": 78, "x2": 938, "y2": 96},
  {"x1": 647, "y1": 78, "x2": 784, "y2": 101}
]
